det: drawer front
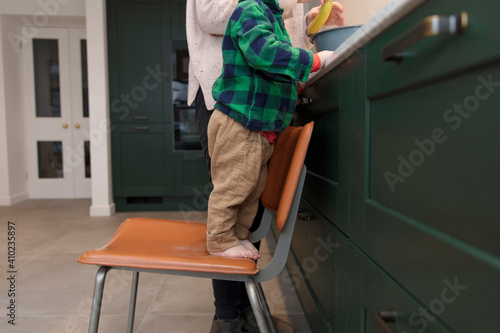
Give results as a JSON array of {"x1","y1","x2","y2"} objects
[
  {"x1": 291, "y1": 199, "x2": 348, "y2": 333},
  {"x1": 301, "y1": 174, "x2": 337, "y2": 228},
  {"x1": 361, "y1": 203, "x2": 500, "y2": 333},
  {"x1": 368, "y1": 63, "x2": 500, "y2": 257},
  {"x1": 296, "y1": 68, "x2": 340, "y2": 116},
  {"x1": 349, "y1": 244, "x2": 453, "y2": 333},
  {"x1": 367, "y1": 0, "x2": 500, "y2": 96}
]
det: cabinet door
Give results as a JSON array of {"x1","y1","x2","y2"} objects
[
  {"x1": 111, "y1": 124, "x2": 174, "y2": 197},
  {"x1": 363, "y1": 0, "x2": 500, "y2": 261},
  {"x1": 299, "y1": 110, "x2": 340, "y2": 227},
  {"x1": 295, "y1": 67, "x2": 350, "y2": 234},
  {"x1": 107, "y1": 0, "x2": 172, "y2": 124},
  {"x1": 369, "y1": 65, "x2": 500, "y2": 255}
]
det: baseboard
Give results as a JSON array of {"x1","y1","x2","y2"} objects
[
  {"x1": 89, "y1": 202, "x2": 116, "y2": 216},
  {"x1": 0, "y1": 191, "x2": 29, "y2": 206}
]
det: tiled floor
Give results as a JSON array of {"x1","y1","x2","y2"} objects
[{"x1": 0, "y1": 199, "x2": 312, "y2": 333}]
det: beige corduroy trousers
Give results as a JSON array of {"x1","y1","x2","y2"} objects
[{"x1": 206, "y1": 110, "x2": 274, "y2": 252}]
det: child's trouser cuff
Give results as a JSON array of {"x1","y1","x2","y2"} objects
[{"x1": 206, "y1": 231, "x2": 241, "y2": 253}]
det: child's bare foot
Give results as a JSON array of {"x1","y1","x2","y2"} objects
[
  {"x1": 210, "y1": 245, "x2": 255, "y2": 259},
  {"x1": 239, "y1": 239, "x2": 261, "y2": 260}
]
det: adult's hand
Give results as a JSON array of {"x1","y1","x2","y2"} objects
[{"x1": 305, "y1": 1, "x2": 345, "y2": 36}]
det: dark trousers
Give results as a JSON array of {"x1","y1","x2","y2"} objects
[{"x1": 195, "y1": 88, "x2": 263, "y2": 320}]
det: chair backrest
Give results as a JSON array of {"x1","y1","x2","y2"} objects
[{"x1": 261, "y1": 121, "x2": 314, "y2": 232}]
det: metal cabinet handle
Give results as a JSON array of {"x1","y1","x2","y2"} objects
[
  {"x1": 133, "y1": 126, "x2": 150, "y2": 131},
  {"x1": 133, "y1": 116, "x2": 149, "y2": 120},
  {"x1": 297, "y1": 212, "x2": 314, "y2": 221},
  {"x1": 297, "y1": 97, "x2": 313, "y2": 105},
  {"x1": 382, "y1": 11, "x2": 468, "y2": 62},
  {"x1": 375, "y1": 310, "x2": 397, "y2": 333}
]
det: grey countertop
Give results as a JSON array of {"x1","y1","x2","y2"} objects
[{"x1": 305, "y1": 0, "x2": 428, "y2": 86}]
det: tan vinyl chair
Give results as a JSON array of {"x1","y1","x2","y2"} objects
[{"x1": 78, "y1": 121, "x2": 314, "y2": 333}]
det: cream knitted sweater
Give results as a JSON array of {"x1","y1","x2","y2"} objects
[{"x1": 186, "y1": 0, "x2": 311, "y2": 110}]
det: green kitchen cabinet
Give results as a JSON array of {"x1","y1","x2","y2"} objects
[
  {"x1": 291, "y1": 59, "x2": 352, "y2": 332},
  {"x1": 111, "y1": 124, "x2": 174, "y2": 198},
  {"x1": 107, "y1": 0, "x2": 171, "y2": 124},
  {"x1": 350, "y1": 0, "x2": 500, "y2": 331},
  {"x1": 170, "y1": 0, "x2": 188, "y2": 41},
  {"x1": 295, "y1": 65, "x2": 349, "y2": 235},
  {"x1": 282, "y1": 199, "x2": 348, "y2": 333},
  {"x1": 107, "y1": 0, "x2": 209, "y2": 211},
  {"x1": 293, "y1": 0, "x2": 499, "y2": 331}
]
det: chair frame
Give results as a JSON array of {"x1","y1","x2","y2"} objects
[{"x1": 87, "y1": 166, "x2": 307, "y2": 333}]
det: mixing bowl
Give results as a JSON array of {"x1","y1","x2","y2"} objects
[{"x1": 310, "y1": 25, "x2": 362, "y2": 51}]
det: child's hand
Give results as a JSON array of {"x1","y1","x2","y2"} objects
[
  {"x1": 317, "y1": 51, "x2": 335, "y2": 68},
  {"x1": 324, "y1": 52, "x2": 338, "y2": 67},
  {"x1": 306, "y1": 1, "x2": 345, "y2": 36}
]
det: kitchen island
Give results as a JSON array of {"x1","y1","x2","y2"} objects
[{"x1": 287, "y1": 0, "x2": 500, "y2": 331}]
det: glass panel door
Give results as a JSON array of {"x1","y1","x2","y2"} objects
[{"x1": 23, "y1": 28, "x2": 90, "y2": 198}]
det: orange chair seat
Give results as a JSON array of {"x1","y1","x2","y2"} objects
[{"x1": 78, "y1": 218, "x2": 259, "y2": 275}]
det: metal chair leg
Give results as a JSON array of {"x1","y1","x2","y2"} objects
[
  {"x1": 245, "y1": 279, "x2": 271, "y2": 333},
  {"x1": 256, "y1": 282, "x2": 277, "y2": 333},
  {"x1": 89, "y1": 266, "x2": 110, "y2": 333},
  {"x1": 127, "y1": 271, "x2": 140, "y2": 333}
]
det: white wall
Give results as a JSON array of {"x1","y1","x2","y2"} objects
[
  {"x1": 341, "y1": 0, "x2": 391, "y2": 25},
  {"x1": 0, "y1": 17, "x2": 10, "y2": 204},
  {"x1": 0, "y1": 15, "x2": 27, "y2": 205},
  {"x1": 304, "y1": 0, "x2": 392, "y2": 25},
  {"x1": 85, "y1": 0, "x2": 115, "y2": 216}
]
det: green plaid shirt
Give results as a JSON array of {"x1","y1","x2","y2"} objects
[{"x1": 212, "y1": 0, "x2": 314, "y2": 133}]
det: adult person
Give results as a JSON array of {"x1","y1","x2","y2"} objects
[{"x1": 186, "y1": 1, "x2": 345, "y2": 332}]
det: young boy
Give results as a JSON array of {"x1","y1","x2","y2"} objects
[{"x1": 207, "y1": 0, "x2": 334, "y2": 259}]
